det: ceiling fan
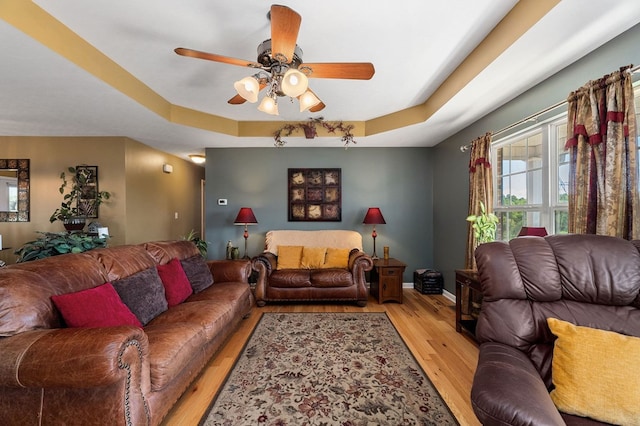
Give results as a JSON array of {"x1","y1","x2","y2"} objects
[{"x1": 174, "y1": 4, "x2": 375, "y2": 115}]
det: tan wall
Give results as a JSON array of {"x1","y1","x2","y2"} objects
[
  {"x1": 0, "y1": 136, "x2": 204, "y2": 264},
  {"x1": 123, "y1": 140, "x2": 204, "y2": 244}
]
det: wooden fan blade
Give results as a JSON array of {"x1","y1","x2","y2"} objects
[
  {"x1": 227, "y1": 83, "x2": 267, "y2": 105},
  {"x1": 302, "y1": 62, "x2": 375, "y2": 80},
  {"x1": 309, "y1": 100, "x2": 326, "y2": 113},
  {"x1": 228, "y1": 94, "x2": 248, "y2": 105},
  {"x1": 270, "y1": 5, "x2": 301, "y2": 64},
  {"x1": 175, "y1": 47, "x2": 260, "y2": 68}
]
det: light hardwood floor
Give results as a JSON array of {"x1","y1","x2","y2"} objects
[{"x1": 162, "y1": 289, "x2": 481, "y2": 425}]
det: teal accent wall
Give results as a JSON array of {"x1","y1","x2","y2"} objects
[
  {"x1": 205, "y1": 22, "x2": 640, "y2": 294},
  {"x1": 432, "y1": 22, "x2": 640, "y2": 289},
  {"x1": 204, "y1": 147, "x2": 435, "y2": 284}
]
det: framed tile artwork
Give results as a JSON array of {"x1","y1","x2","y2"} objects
[{"x1": 288, "y1": 168, "x2": 341, "y2": 221}]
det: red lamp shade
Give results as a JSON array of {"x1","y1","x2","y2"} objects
[
  {"x1": 518, "y1": 226, "x2": 548, "y2": 237},
  {"x1": 363, "y1": 207, "x2": 386, "y2": 225},
  {"x1": 234, "y1": 208, "x2": 258, "y2": 225}
]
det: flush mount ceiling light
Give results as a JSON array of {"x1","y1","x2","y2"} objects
[
  {"x1": 175, "y1": 4, "x2": 375, "y2": 116},
  {"x1": 189, "y1": 154, "x2": 206, "y2": 164}
]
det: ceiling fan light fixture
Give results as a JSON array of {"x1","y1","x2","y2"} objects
[
  {"x1": 233, "y1": 75, "x2": 260, "y2": 103},
  {"x1": 299, "y1": 90, "x2": 321, "y2": 112},
  {"x1": 258, "y1": 95, "x2": 279, "y2": 115},
  {"x1": 281, "y1": 68, "x2": 308, "y2": 97}
]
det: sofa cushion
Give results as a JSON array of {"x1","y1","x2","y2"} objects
[
  {"x1": 157, "y1": 258, "x2": 193, "y2": 307},
  {"x1": 547, "y1": 317, "x2": 640, "y2": 425},
  {"x1": 310, "y1": 269, "x2": 354, "y2": 288},
  {"x1": 180, "y1": 255, "x2": 214, "y2": 293},
  {"x1": 144, "y1": 322, "x2": 208, "y2": 391},
  {"x1": 322, "y1": 248, "x2": 350, "y2": 269},
  {"x1": 51, "y1": 283, "x2": 142, "y2": 328},
  {"x1": 112, "y1": 267, "x2": 168, "y2": 325},
  {"x1": 277, "y1": 246, "x2": 303, "y2": 269},
  {"x1": 148, "y1": 300, "x2": 234, "y2": 341},
  {"x1": 300, "y1": 247, "x2": 327, "y2": 269},
  {"x1": 269, "y1": 270, "x2": 312, "y2": 288}
]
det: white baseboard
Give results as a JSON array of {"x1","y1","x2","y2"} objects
[{"x1": 402, "y1": 283, "x2": 455, "y2": 303}]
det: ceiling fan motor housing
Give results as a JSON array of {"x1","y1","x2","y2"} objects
[{"x1": 257, "y1": 39, "x2": 304, "y2": 70}]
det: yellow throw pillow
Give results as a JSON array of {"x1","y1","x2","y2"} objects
[
  {"x1": 300, "y1": 247, "x2": 327, "y2": 269},
  {"x1": 276, "y1": 246, "x2": 303, "y2": 269},
  {"x1": 322, "y1": 248, "x2": 350, "y2": 269},
  {"x1": 547, "y1": 317, "x2": 640, "y2": 425}
]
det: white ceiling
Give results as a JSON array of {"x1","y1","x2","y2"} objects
[{"x1": 1, "y1": 0, "x2": 640, "y2": 160}]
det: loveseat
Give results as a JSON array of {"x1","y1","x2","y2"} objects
[
  {"x1": 252, "y1": 230, "x2": 373, "y2": 306},
  {"x1": 0, "y1": 240, "x2": 254, "y2": 425},
  {"x1": 471, "y1": 234, "x2": 640, "y2": 425}
]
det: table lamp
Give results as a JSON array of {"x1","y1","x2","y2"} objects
[
  {"x1": 234, "y1": 207, "x2": 258, "y2": 259},
  {"x1": 363, "y1": 207, "x2": 386, "y2": 259}
]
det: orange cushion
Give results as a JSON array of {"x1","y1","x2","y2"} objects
[
  {"x1": 301, "y1": 247, "x2": 327, "y2": 269},
  {"x1": 277, "y1": 246, "x2": 303, "y2": 269},
  {"x1": 547, "y1": 318, "x2": 640, "y2": 425},
  {"x1": 322, "y1": 248, "x2": 350, "y2": 268}
]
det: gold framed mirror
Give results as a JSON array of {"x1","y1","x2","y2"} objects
[{"x1": 0, "y1": 159, "x2": 29, "y2": 222}]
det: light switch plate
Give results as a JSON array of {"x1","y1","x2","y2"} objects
[{"x1": 218, "y1": 198, "x2": 227, "y2": 205}]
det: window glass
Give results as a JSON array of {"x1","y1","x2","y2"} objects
[
  {"x1": 494, "y1": 130, "x2": 545, "y2": 237},
  {"x1": 556, "y1": 125, "x2": 569, "y2": 205}
]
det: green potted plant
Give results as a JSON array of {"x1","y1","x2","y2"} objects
[
  {"x1": 14, "y1": 232, "x2": 109, "y2": 263},
  {"x1": 183, "y1": 229, "x2": 208, "y2": 257},
  {"x1": 466, "y1": 201, "x2": 499, "y2": 244},
  {"x1": 49, "y1": 166, "x2": 111, "y2": 231}
]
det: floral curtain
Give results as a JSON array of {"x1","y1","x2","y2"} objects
[
  {"x1": 465, "y1": 132, "x2": 493, "y2": 269},
  {"x1": 566, "y1": 67, "x2": 639, "y2": 240}
]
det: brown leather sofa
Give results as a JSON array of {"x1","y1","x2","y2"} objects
[
  {"x1": 0, "y1": 240, "x2": 254, "y2": 426},
  {"x1": 252, "y1": 230, "x2": 373, "y2": 306},
  {"x1": 471, "y1": 234, "x2": 640, "y2": 425}
]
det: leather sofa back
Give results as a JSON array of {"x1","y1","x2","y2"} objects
[
  {"x1": 85, "y1": 244, "x2": 157, "y2": 282},
  {"x1": 0, "y1": 253, "x2": 107, "y2": 335},
  {"x1": 0, "y1": 241, "x2": 199, "y2": 338},
  {"x1": 144, "y1": 240, "x2": 200, "y2": 265},
  {"x1": 475, "y1": 234, "x2": 640, "y2": 387}
]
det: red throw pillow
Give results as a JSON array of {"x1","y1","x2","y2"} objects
[
  {"x1": 157, "y1": 258, "x2": 193, "y2": 307},
  {"x1": 51, "y1": 283, "x2": 142, "y2": 328}
]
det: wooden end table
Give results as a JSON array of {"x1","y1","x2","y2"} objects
[
  {"x1": 455, "y1": 269, "x2": 481, "y2": 341},
  {"x1": 370, "y1": 258, "x2": 406, "y2": 304}
]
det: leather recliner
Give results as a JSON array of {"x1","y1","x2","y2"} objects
[{"x1": 471, "y1": 234, "x2": 640, "y2": 425}]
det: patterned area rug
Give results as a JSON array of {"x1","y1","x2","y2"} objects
[{"x1": 200, "y1": 312, "x2": 458, "y2": 425}]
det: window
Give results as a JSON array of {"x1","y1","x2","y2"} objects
[
  {"x1": 492, "y1": 83, "x2": 640, "y2": 240},
  {"x1": 493, "y1": 117, "x2": 568, "y2": 239}
]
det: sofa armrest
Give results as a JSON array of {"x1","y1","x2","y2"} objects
[
  {"x1": 471, "y1": 342, "x2": 564, "y2": 426},
  {"x1": 348, "y1": 249, "x2": 374, "y2": 272},
  {"x1": 348, "y1": 250, "x2": 373, "y2": 305},
  {"x1": 0, "y1": 327, "x2": 149, "y2": 389},
  {"x1": 208, "y1": 259, "x2": 251, "y2": 283},
  {"x1": 252, "y1": 252, "x2": 277, "y2": 306}
]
